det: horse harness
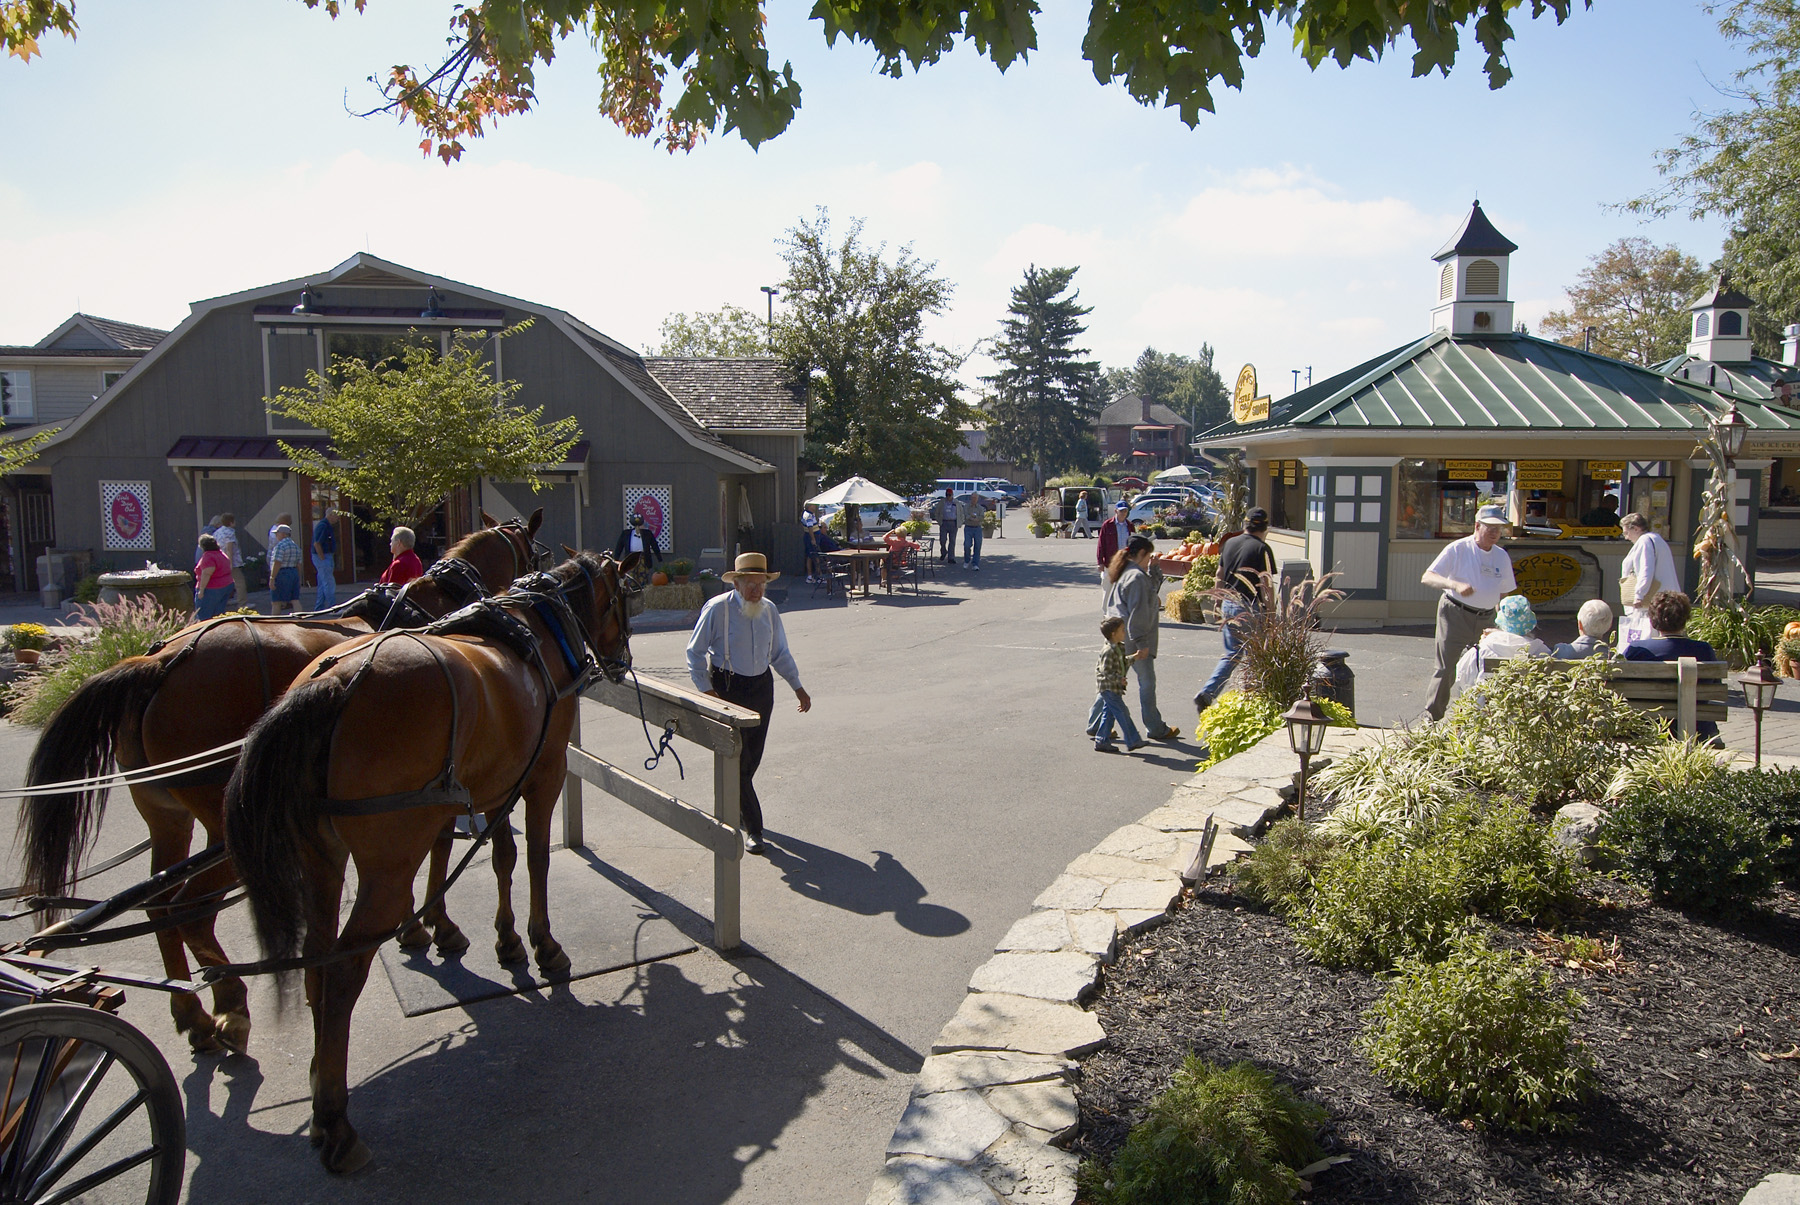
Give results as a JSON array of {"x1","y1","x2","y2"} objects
[{"x1": 306, "y1": 557, "x2": 626, "y2": 820}]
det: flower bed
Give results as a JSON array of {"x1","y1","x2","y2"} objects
[{"x1": 1071, "y1": 879, "x2": 1800, "y2": 1203}]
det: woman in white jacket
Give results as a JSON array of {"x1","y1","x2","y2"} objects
[{"x1": 1617, "y1": 512, "x2": 1679, "y2": 650}]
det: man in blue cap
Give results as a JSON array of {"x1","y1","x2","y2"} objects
[{"x1": 1418, "y1": 503, "x2": 1516, "y2": 720}]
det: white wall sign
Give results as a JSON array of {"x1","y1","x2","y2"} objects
[
  {"x1": 100, "y1": 481, "x2": 154, "y2": 551},
  {"x1": 623, "y1": 485, "x2": 672, "y2": 552}
]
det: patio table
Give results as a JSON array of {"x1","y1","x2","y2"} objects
[{"x1": 825, "y1": 548, "x2": 892, "y2": 598}]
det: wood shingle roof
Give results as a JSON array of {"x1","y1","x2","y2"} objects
[{"x1": 645, "y1": 357, "x2": 806, "y2": 431}]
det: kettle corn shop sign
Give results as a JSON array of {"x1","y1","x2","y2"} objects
[
  {"x1": 1232, "y1": 365, "x2": 1271, "y2": 424},
  {"x1": 1511, "y1": 551, "x2": 1585, "y2": 606}
]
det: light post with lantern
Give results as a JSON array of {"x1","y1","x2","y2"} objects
[
  {"x1": 1736, "y1": 651, "x2": 1780, "y2": 767},
  {"x1": 1281, "y1": 694, "x2": 1332, "y2": 821}
]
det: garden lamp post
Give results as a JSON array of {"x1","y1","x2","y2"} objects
[
  {"x1": 1736, "y1": 651, "x2": 1780, "y2": 767},
  {"x1": 1282, "y1": 694, "x2": 1332, "y2": 821}
]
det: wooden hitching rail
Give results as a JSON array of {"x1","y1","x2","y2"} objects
[{"x1": 560, "y1": 674, "x2": 762, "y2": 951}]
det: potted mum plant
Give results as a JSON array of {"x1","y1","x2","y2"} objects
[{"x1": 665, "y1": 557, "x2": 695, "y2": 585}]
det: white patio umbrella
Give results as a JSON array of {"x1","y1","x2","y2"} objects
[
  {"x1": 807, "y1": 476, "x2": 908, "y2": 508},
  {"x1": 1154, "y1": 464, "x2": 1206, "y2": 482}
]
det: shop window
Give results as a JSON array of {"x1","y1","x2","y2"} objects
[
  {"x1": 1397, "y1": 458, "x2": 1506, "y2": 538},
  {"x1": 1466, "y1": 259, "x2": 1500, "y2": 296},
  {"x1": 1720, "y1": 311, "x2": 1743, "y2": 336},
  {"x1": 1267, "y1": 459, "x2": 1305, "y2": 530},
  {"x1": 1695, "y1": 312, "x2": 1711, "y2": 338},
  {"x1": 1575, "y1": 461, "x2": 1625, "y2": 529},
  {"x1": 1396, "y1": 459, "x2": 1438, "y2": 539}
]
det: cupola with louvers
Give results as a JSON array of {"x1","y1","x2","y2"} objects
[
  {"x1": 1685, "y1": 272, "x2": 1755, "y2": 363},
  {"x1": 1428, "y1": 201, "x2": 1516, "y2": 337}
]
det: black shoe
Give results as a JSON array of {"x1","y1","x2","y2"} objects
[
  {"x1": 743, "y1": 833, "x2": 766, "y2": 855},
  {"x1": 1194, "y1": 692, "x2": 1213, "y2": 714},
  {"x1": 1150, "y1": 726, "x2": 1183, "y2": 741},
  {"x1": 1126, "y1": 740, "x2": 1148, "y2": 752},
  {"x1": 1094, "y1": 742, "x2": 1119, "y2": 753}
]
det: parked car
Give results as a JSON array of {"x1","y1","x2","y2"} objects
[
  {"x1": 1129, "y1": 490, "x2": 1218, "y2": 527},
  {"x1": 982, "y1": 478, "x2": 1026, "y2": 500},
  {"x1": 815, "y1": 502, "x2": 918, "y2": 534}
]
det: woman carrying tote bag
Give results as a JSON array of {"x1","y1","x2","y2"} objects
[{"x1": 1617, "y1": 512, "x2": 1679, "y2": 651}]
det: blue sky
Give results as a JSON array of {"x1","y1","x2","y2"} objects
[{"x1": 0, "y1": 0, "x2": 1745, "y2": 393}]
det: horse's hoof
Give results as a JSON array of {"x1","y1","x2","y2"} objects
[
  {"x1": 189, "y1": 1030, "x2": 225, "y2": 1056},
  {"x1": 322, "y1": 1133, "x2": 372, "y2": 1174},
  {"x1": 396, "y1": 922, "x2": 432, "y2": 951},
  {"x1": 535, "y1": 943, "x2": 572, "y2": 976},
  {"x1": 433, "y1": 923, "x2": 470, "y2": 956},
  {"x1": 495, "y1": 938, "x2": 528, "y2": 966},
  {"x1": 309, "y1": 1121, "x2": 325, "y2": 1149},
  {"x1": 216, "y1": 1011, "x2": 251, "y2": 1054}
]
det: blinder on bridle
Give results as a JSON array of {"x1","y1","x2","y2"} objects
[{"x1": 510, "y1": 553, "x2": 633, "y2": 685}]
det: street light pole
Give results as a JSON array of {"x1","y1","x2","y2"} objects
[{"x1": 760, "y1": 286, "x2": 778, "y2": 352}]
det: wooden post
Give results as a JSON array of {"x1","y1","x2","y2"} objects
[
  {"x1": 561, "y1": 702, "x2": 585, "y2": 851},
  {"x1": 713, "y1": 747, "x2": 742, "y2": 952},
  {"x1": 1677, "y1": 657, "x2": 1698, "y2": 739}
]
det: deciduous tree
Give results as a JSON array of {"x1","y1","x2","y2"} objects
[
  {"x1": 1538, "y1": 238, "x2": 1709, "y2": 365},
  {"x1": 269, "y1": 323, "x2": 581, "y2": 528},
  {"x1": 652, "y1": 305, "x2": 770, "y2": 356},
  {"x1": 1629, "y1": 0, "x2": 1800, "y2": 346},
  {"x1": 983, "y1": 265, "x2": 1104, "y2": 487},
  {"x1": 0, "y1": 429, "x2": 52, "y2": 478},
  {"x1": 1107, "y1": 345, "x2": 1232, "y2": 431},
  {"x1": 4, "y1": 0, "x2": 1591, "y2": 158},
  {"x1": 776, "y1": 211, "x2": 970, "y2": 493}
]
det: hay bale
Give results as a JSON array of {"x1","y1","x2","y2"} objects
[{"x1": 641, "y1": 582, "x2": 704, "y2": 612}]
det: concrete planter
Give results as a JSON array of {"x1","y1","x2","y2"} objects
[{"x1": 97, "y1": 570, "x2": 194, "y2": 615}]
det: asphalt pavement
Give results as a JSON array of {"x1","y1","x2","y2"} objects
[{"x1": 1, "y1": 519, "x2": 1793, "y2": 1203}]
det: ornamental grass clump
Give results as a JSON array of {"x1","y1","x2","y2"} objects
[
  {"x1": 7, "y1": 596, "x2": 185, "y2": 727},
  {"x1": 1077, "y1": 1057, "x2": 1326, "y2": 1205},
  {"x1": 1443, "y1": 655, "x2": 1664, "y2": 809},
  {"x1": 1228, "y1": 574, "x2": 1343, "y2": 708},
  {"x1": 1605, "y1": 736, "x2": 1733, "y2": 805},
  {"x1": 1359, "y1": 932, "x2": 1591, "y2": 1133}
]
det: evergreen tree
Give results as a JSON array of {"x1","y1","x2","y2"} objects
[
  {"x1": 1106, "y1": 344, "x2": 1231, "y2": 432},
  {"x1": 983, "y1": 265, "x2": 1105, "y2": 487}
]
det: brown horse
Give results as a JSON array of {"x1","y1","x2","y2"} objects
[
  {"x1": 21, "y1": 509, "x2": 546, "y2": 1055},
  {"x1": 225, "y1": 551, "x2": 634, "y2": 1172}
]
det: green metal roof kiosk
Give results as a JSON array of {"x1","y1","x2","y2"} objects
[{"x1": 1192, "y1": 203, "x2": 1800, "y2": 624}]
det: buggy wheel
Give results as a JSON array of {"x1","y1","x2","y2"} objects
[{"x1": 0, "y1": 1003, "x2": 184, "y2": 1205}]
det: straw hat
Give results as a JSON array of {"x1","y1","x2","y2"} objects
[{"x1": 722, "y1": 552, "x2": 780, "y2": 583}]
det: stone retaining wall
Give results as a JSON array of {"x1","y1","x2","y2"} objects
[{"x1": 865, "y1": 727, "x2": 1378, "y2": 1204}]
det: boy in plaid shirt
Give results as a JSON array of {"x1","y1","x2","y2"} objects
[{"x1": 1089, "y1": 615, "x2": 1145, "y2": 753}]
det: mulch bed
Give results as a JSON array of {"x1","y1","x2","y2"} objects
[{"x1": 1069, "y1": 878, "x2": 1800, "y2": 1203}]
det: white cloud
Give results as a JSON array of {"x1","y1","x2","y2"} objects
[{"x1": 1170, "y1": 169, "x2": 1450, "y2": 261}]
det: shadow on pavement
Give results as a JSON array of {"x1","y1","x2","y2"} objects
[
  {"x1": 757, "y1": 834, "x2": 971, "y2": 937},
  {"x1": 180, "y1": 949, "x2": 919, "y2": 1205}
]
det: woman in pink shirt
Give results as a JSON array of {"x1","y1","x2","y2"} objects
[{"x1": 193, "y1": 534, "x2": 234, "y2": 619}]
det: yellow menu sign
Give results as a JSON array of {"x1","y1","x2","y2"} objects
[
  {"x1": 1233, "y1": 365, "x2": 1271, "y2": 424},
  {"x1": 1587, "y1": 460, "x2": 1624, "y2": 481},
  {"x1": 1515, "y1": 459, "x2": 1565, "y2": 490},
  {"x1": 1445, "y1": 459, "x2": 1495, "y2": 480}
]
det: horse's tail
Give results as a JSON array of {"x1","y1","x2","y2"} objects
[
  {"x1": 22, "y1": 656, "x2": 167, "y2": 898},
  {"x1": 225, "y1": 674, "x2": 351, "y2": 965}
]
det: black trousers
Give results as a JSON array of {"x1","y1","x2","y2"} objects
[{"x1": 711, "y1": 668, "x2": 775, "y2": 838}]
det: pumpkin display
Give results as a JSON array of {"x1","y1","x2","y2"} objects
[
  {"x1": 651, "y1": 571, "x2": 670, "y2": 587},
  {"x1": 1784, "y1": 620, "x2": 1800, "y2": 641}
]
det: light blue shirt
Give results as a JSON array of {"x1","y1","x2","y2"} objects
[{"x1": 686, "y1": 590, "x2": 804, "y2": 694}]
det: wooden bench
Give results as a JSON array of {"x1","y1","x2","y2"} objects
[{"x1": 1549, "y1": 658, "x2": 1728, "y2": 738}]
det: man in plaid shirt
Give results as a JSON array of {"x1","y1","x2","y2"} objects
[{"x1": 268, "y1": 524, "x2": 302, "y2": 614}]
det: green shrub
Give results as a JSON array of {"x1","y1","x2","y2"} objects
[
  {"x1": 1196, "y1": 691, "x2": 1282, "y2": 769},
  {"x1": 1605, "y1": 736, "x2": 1733, "y2": 804},
  {"x1": 1293, "y1": 800, "x2": 1580, "y2": 969},
  {"x1": 7, "y1": 596, "x2": 186, "y2": 726},
  {"x1": 72, "y1": 573, "x2": 102, "y2": 604},
  {"x1": 1710, "y1": 767, "x2": 1800, "y2": 883},
  {"x1": 1444, "y1": 656, "x2": 1664, "y2": 808},
  {"x1": 1434, "y1": 798, "x2": 1583, "y2": 925},
  {"x1": 1078, "y1": 1057, "x2": 1325, "y2": 1205},
  {"x1": 1196, "y1": 692, "x2": 1350, "y2": 770},
  {"x1": 1600, "y1": 782, "x2": 1788, "y2": 913},
  {"x1": 1359, "y1": 933, "x2": 1590, "y2": 1133},
  {"x1": 1290, "y1": 832, "x2": 1474, "y2": 970},
  {"x1": 1232, "y1": 819, "x2": 1341, "y2": 915},
  {"x1": 1182, "y1": 554, "x2": 1218, "y2": 597}
]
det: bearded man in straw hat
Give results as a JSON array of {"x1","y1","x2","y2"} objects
[{"x1": 686, "y1": 553, "x2": 812, "y2": 855}]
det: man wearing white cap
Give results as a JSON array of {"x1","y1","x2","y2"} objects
[
  {"x1": 686, "y1": 553, "x2": 812, "y2": 855},
  {"x1": 1419, "y1": 503, "x2": 1516, "y2": 721}
]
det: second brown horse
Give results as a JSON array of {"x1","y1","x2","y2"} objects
[{"x1": 21, "y1": 510, "x2": 546, "y2": 1054}]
